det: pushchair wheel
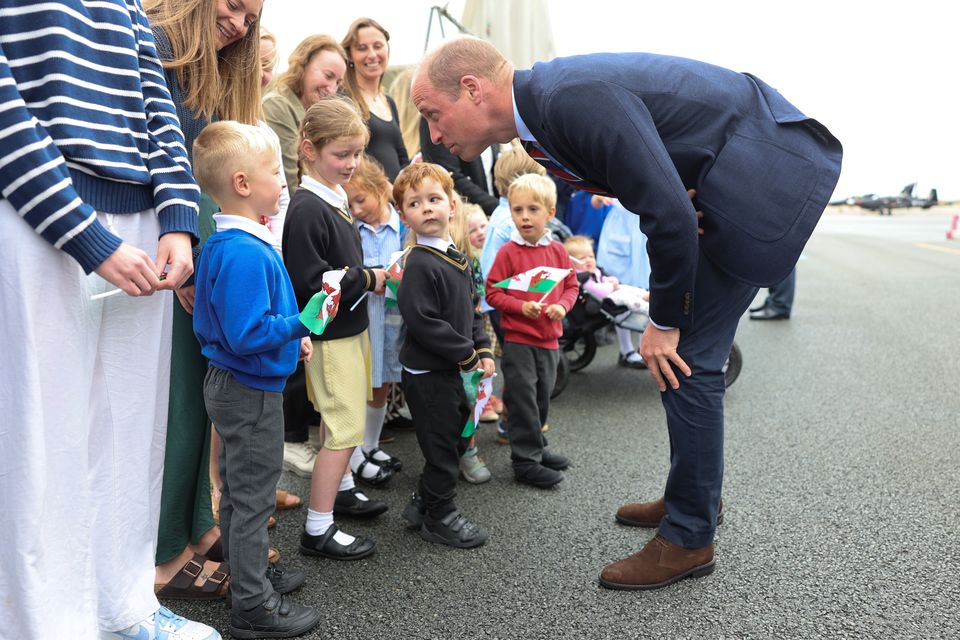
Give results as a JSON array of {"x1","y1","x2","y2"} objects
[
  {"x1": 552, "y1": 352, "x2": 570, "y2": 398},
  {"x1": 723, "y1": 342, "x2": 742, "y2": 388},
  {"x1": 562, "y1": 331, "x2": 597, "y2": 372}
]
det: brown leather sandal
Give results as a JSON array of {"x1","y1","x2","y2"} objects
[
  {"x1": 275, "y1": 489, "x2": 302, "y2": 511},
  {"x1": 154, "y1": 553, "x2": 229, "y2": 600}
]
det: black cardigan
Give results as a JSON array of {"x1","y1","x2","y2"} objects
[
  {"x1": 397, "y1": 245, "x2": 491, "y2": 372},
  {"x1": 283, "y1": 188, "x2": 376, "y2": 340}
]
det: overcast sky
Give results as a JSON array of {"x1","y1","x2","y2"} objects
[{"x1": 262, "y1": 0, "x2": 958, "y2": 201}]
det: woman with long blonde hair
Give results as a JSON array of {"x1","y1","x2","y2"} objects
[{"x1": 263, "y1": 35, "x2": 348, "y2": 197}]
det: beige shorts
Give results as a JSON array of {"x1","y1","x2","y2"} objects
[{"x1": 304, "y1": 331, "x2": 372, "y2": 450}]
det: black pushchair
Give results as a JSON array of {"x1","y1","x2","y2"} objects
[{"x1": 551, "y1": 286, "x2": 743, "y2": 398}]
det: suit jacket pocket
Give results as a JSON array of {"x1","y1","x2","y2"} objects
[{"x1": 698, "y1": 132, "x2": 818, "y2": 243}]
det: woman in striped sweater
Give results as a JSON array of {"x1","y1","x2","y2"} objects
[{"x1": 0, "y1": 1, "x2": 216, "y2": 638}]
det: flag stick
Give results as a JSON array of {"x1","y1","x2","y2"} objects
[
  {"x1": 350, "y1": 247, "x2": 410, "y2": 311},
  {"x1": 90, "y1": 288, "x2": 125, "y2": 301}
]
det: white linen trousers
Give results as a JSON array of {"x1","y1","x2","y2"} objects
[{"x1": 0, "y1": 202, "x2": 173, "y2": 638}]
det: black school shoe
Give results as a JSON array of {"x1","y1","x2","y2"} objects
[
  {"x1": 401, "y1": 493, "x2": 425, "y2": 529},
  {"x1": 229, "y1": 592, "x2": 320, "y2": 639},
  {"x1": 515, "y1": 464, "x2": 564, "y2": 488},
  {"x1": 365, "y1": 447, "x2": 402, "y2": 472},
  {"x1": 300, "y1": 524, "x2": 376, "y2": 560},
  {"x1": 333, "y1": 487, "x2": 388, "y2": 518},
  {"x1": 419, "y1": 509, "x2": 488, "y2": 549},
  {"x1": 265, "y1": 565, "x2": 306, "y2": 595},
  {"x1": 541, "y1": 450, "x2": 571, "y2": 471}
]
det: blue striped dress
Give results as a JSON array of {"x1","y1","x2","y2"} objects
[{"x1": 356, "y1": 205, "x2": 404, "y2": 387}]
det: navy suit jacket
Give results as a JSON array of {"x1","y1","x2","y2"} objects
[{"x1": 513, "y1": 53, "x2": 842, "y2": 328}]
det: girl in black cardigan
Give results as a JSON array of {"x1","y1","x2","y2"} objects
[{"x1": 283, "y1": 97, "x2": 386, "y2": 560}]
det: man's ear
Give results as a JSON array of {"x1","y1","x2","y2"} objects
[
  {"x1": 232, "y1": 170, "x2": 250, "y2": 197},
  {"x1": 460, "y1": 75, "x2": 483, "y2": 103}
]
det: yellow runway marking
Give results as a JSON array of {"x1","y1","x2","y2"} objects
[{"x1": 915, "y1": 243, "x2": 960, "y2": 256}]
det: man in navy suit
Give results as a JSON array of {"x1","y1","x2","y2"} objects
[{"x1": 412, "y1": 37, "x2": 841, "y2": 590}]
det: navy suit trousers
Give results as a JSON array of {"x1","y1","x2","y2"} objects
[{"x1": 657, "y1": 247, "x2": 758, "y2": 549}]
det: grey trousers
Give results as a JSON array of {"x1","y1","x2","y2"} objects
[
  {"x1": 203, "y1": 366, "x2": 282, "y2": 611},
  {"x1": 501, "y1": 342, "x2": 558, "y2": 472}
]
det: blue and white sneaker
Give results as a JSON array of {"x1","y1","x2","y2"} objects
[{"x1": 101, "y1": 607, "x2": 220, "y2": 640}]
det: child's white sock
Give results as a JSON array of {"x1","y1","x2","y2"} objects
[
  {"x1": 616, "y1": 326, "x2": 636, "y2": 355},
  {"x1": 339, "y1": 472, "x2": 368, "y2": 501},
  {"x1": 362, "y1": 404, "x2": 388, "y2": 455},
  {"x1": 350, "y1": 445, "x2": 383, "y2": 480},
  {"x1": 305, "y1": 509, "x2": 356, "y2": 545}
]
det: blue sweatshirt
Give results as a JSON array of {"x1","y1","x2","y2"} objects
[{"x1": 193, "y1": 227, "x2": 309, "y2": 392}]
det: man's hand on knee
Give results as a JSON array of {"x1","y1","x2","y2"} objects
[{"x1": 639, "y1": 325, "x2": 690, "y2": 391}]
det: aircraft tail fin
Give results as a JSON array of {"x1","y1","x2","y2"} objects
[{"x1": 901, "y1": 183, "x2": 917, "y2": 197}]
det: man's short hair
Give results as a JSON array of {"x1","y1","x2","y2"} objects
[
  {"x1": 393, "y1": 162, "x2": 455, "y2": 210},
  {"x1": 421, "y1": 36, "x2": 511, "y2": 100},
  {"x1": 193, "y1": 121, "x2": 279, "y2": 199},
  {"x1": 507, "y1": 173, "x2": 557, "y2": 211},
  {"x1": 493, "y1": 145, "x2": 546, "y2": 195}
]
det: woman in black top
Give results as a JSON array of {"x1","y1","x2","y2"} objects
[{"x1": 340, "y1": 18, "x2": 409, "y2": 180}]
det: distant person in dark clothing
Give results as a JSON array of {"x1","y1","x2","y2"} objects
[
  {"x1": 749, "y1": 267, "x2": 796, "y2": 320},
  {"x1": 340, "y1": 18, "x2": 409, "y2": 180}
]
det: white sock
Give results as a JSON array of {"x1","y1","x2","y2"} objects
[
  {"x1": 362, "y1": 404, "x2": 388, "y2": 452},
  {"x1": 305, "y1": 509, "x2": 333, "y2": 536},
  {"x1": 350, "y1": 445, "x2": 382, "y2": 479},
  {"x1": 305, "y1": 510, "x2": 357, "y2": 545},
  {"x1": 616, "y1": 327, "x2": 635, "y2": 354},
  {"x1": 624, "y1": 351, "x2": 645, "y2": 364},
  {"x1": 339, "y1": 472, "x2": 368, "y2": 501}
]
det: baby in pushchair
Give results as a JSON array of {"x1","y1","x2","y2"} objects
[{"x1": 562, "y1": 235, "x2": 651, "y2": 369}]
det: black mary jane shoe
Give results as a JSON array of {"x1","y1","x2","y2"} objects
[
  {"x1": 299, "y1": 524, "x2": 376, "y2": 561},
  {"x1": 333, "y1": 487, "x2": 388, "y2": 518},
  {"x1": 365, "y1": 447, "x2": 402, "y2": 472},
  {"x1": 355, "y1": 458, "x2": 395, "y2": 486}
]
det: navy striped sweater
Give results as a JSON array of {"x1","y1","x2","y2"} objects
[{"x1": 0, "y1": 0, "x2": 199, "y2": 273}]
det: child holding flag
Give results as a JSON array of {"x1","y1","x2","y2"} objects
[
  {"x1": 486, "y1": 174, "x2": 579, "y2": 488},
  {"x1": 191, "y1": 121, "x2": 320, "y2": 637},
  {"x1": 394, "y1": 163, "x2": 495, "y2": 548},
  {"x1": 344, "y1": 155, "x2": 405, "y2": 485},
  {"x1": 283, "y1": 98, "x2": 386, "y2": 560}
]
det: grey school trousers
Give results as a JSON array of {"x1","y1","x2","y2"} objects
[
  {"x1": 203, "y1": 366, "x2": 282, "y2": 611},
  {"x1": 501, "y1": 342, "x2": 558, "y2": 473}
]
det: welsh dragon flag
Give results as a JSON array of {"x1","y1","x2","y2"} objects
[
  {"x1": 299, "y1": 270, "x2": 345, "y2": 335},
  {"x1": 492, "y1": 266, "x2": 570, "y2": 293},
  {"x1": 383, "y1": 249, "x2": 406, "y2": 308},
  {"x1": 461, "y1": 371, "x2": 496, "y2": 438}
]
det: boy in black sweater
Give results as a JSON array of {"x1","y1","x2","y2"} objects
[{"x1": 394, "y1": 163, "x2": 495, "y2": 548}]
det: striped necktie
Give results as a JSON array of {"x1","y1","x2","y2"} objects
[{"x1": 521, "y1": 140, "x2": 613, "y2": 196}]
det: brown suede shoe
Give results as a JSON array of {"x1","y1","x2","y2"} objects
[
  {"x1": 615, "y1": 497, "x2": 724, "y2": 527},
  {"x1": 599, "y1": 534, "x2": 715, "y2": 590}
]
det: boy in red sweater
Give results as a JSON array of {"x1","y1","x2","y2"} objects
[{"x1": 486, "y1": 174, "x2": 579, "y2": 488}]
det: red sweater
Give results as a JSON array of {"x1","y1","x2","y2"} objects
[{"x1": 485, "y1": 239, "x2": 579, "y2": 349}]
